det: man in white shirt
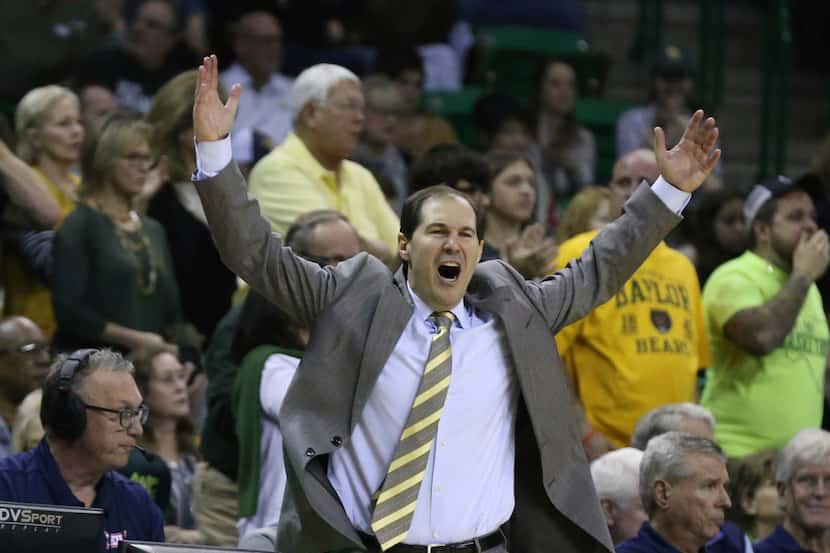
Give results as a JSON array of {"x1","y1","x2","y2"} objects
[{"x1": 220, "y1": 10, "x2": 293, "y2": 166}]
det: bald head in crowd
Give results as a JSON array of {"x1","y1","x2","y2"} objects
[
  {"x1": 608, "y1": 149, "x2": 660, "y2": 219},
  {"x1": 0, "y1": 317, "x2": 50, "y2": 457},
  {"x1": 591, "y1": 448, "x2": 647, "y2": 544}
]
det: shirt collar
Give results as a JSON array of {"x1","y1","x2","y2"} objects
[
  {"x1": 407, "y1": 282, "x2": 471, "y2": 330},
  {"x1": 638, "y1": 522, "x2": 685, "y2": 553},
  {"x1": 281, "y1": 132, "x2": 340, "y2": 185},
  {"x1": 763, "y1": 526, "x2": 804, "y2": 553}
]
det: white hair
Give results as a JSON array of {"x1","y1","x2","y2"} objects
[
  {"x1": 776, "y1": 428, "x2": 830, "y2": 483},
  {"x1": 591, "y1": 447, "x2": 644, "y2": 506},
  {"x1": 639, "y1": 431, "x2": 725, "y2": 516},
  {"x1": 631, "y1": 402, "x2": 715, "y2": 450},
  {"x1": 289, "y1": 63, "x2": 359, "y2": 121}
]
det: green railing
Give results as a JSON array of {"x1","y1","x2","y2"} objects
[
  {"x1": 758, "y1": 0, "x2": 792, "y2": 178},
  {"x1": 639, "y1": 0, "x2": 792, "y2": 178}
]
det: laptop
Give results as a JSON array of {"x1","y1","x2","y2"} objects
[
  {"x1": 120, "y1": 542, "x2": 265, "y2": 553},
  {"x1": 0, "y1": 500, "x2": 104, "y2": 552}
]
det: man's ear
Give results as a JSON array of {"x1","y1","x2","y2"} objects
[
  {"x1": 654, "y1": 480, "x2": 671, "y2": 510},
  {"x1": 398, "y1": 233, "x2": 410, "y2": 263},
  {"x1": 599, "y1": 497, "x2": 617, "y2": 527},
  {"x1": 740, "y1": 491, "x2": 757, "y2": 516}
]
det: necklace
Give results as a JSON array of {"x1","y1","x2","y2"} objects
[{"x1": 87, "y1": 200, "x2": 158, "y2": 295}]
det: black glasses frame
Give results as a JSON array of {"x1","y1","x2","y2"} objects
[{"x1": 83, "y1": 403, "x2": 149, "y2": 429}]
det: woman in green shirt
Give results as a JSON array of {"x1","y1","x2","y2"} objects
[{"x1": 52, "y1": 112, "x2": 183, "y2": 354}]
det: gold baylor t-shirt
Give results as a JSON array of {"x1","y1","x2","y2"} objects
[{"x1": 554, "y1": 230, "x2": 711, "y2": 447}]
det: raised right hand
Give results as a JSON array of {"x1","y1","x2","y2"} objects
[
  {"x1": 793, "y1": 229, "x2": 830, "y2": 282},
  {"x1": 193, "y1": 55, "x2": 241, "y2": 142}
]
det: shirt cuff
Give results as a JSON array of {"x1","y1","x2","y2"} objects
[
  {"x1": 650, "y1": 175, "x2": 691, "y2": 214},
  {"x1": 193, "y1": 136, "x2": 232, "y2": 180}
]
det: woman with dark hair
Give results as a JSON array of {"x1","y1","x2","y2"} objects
[
  {"x1": 131, "y1": 347, "x2": 201, "y2": 543},
  {"x1": 535, "y1": 59, "x2": 596, "y2": 201},
  {"x1": 691, "y1": 188, "x2": 748, "y2": 285},
  {"x1": 483, "y1": 150, "x2": 557, "y2": 278}
]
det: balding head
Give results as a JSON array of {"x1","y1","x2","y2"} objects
[
  {"x1": 608, "y1": 149, "x2": 659, "y2": 218},
  {"x1": 0, "y1": 317, "x2": 50, "y2": 405}
]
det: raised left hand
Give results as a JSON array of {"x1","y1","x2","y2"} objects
[{"x1": 655, "y1": 109, "x2": 721, "y2": 193}]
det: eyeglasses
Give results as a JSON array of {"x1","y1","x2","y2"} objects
[
  {"x1": 83, "y1": 402, "x2": 149, "y2": 429},
  {"x1": 121, "y1": 153, "x2": 157, "y2": 170},
  {"x1": 0, "y1": 342, "x2": 50, "y2": 355}
]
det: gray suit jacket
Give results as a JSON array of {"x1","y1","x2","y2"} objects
[{"x1": 196, "y1": 162, "x2": 682, "y2": 553}]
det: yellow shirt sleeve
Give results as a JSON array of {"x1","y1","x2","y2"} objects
[
  {"x1": 704, "y1": 268, "x2": 766, "y2": 331},
  {"x1": 249, "y1": 156, "x2": 323, "y2": 236},
  {"x1": 359, "y1": 170, "x2": 400, "y2": 253}
]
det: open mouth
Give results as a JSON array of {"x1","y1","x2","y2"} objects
[{"x1": 437, "y1": 263, "x2": 460, "y2": 282}]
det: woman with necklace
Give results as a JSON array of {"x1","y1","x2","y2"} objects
[
  {"x1": 2, "y1": 85, "x2": 84, "y2": 337},
  {"x1": 51, "y1": 112, "x2": 182, "y2": 354}
]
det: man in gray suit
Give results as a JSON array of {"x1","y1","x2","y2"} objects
[{"x1": 191, "y1": 55, "x2": 721, "y2": 553}]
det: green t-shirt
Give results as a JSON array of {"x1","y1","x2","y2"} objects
[{"x1": 701, "y1": 251, "x2": 829, "y2": 457}]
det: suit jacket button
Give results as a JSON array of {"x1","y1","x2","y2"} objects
[
  {"x1": 305, "y1": 447, "x2": 315, "y2": 457},
  {"x1": 331, "y1": 436, "x2": 342, "y2": 447}
]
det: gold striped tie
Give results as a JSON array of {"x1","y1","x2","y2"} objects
[{"x1": 370, "y1": 311, "x2": 456, "y2": 551}]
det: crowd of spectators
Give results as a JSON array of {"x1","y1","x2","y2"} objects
[{"x1": 1, "y1": 1, "x2": 830, "y2": 553}]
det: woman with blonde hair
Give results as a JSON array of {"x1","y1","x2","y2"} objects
[
  {"x1": 556, "y1": 185, "x2": 612, "y2": 243},
  {"x1": 145, "y1": 70, "x2": 236, "y2": 343},
  {"x1": 3, "y1": 85, "x2": 83, "y2": 336},
  {"x1": 51, "y1": 111, "x2": 183, "y2": 354}
]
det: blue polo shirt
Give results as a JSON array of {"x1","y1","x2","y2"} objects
[
  {"x1": 0, "y1": 439, "x2": 164, "y2": 552},
  {"x1": 755, "y1": 526, "x2": 810, "y2": 553},
  {"x1": 617, "y1": 522, "x2": 750, "y2": 553}
]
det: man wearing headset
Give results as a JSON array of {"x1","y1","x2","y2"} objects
[{"x1": 0, "y1": 348, "x2": 164, "y2": 551}]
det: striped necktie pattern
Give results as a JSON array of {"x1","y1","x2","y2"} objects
[{"x1": 370, "y1": 310, "x2": 456, "y2": 550}]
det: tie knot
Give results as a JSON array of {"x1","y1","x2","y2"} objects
[{"x1": 430, "y1": 311, "x2": 455, "y2": 331}]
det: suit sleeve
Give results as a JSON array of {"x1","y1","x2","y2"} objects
[
  {"x1": 194, "y1": 162, "x2": 372, "y2": 327},
  {"x1": 524, "y1": 182, "x2": 682, "y2": 333}
]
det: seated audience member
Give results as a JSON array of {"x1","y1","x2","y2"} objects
[
  {"x1": 375, "y1": 47, "x2": 458, "y2": 159},
  {"x1": 617, "y1": 432, "x2": 745, "y2": 553},
  {"x1": 726, "y1": 450, "x2": 783, "y2": 541},
  {"x1": 483, "y1": 150, "x2": 557, "y2": 279},
  {"x1": 234, "y1": 210, "x2": 361, "y2": 540},
  {"x1": 755, "y1": 429, "x2": 830, "y2": 553},
  {"x1": 701, "y1": 176, "x2": 829, "y2": 457},
  {"x1": 535, "y1": 58, "x2": 596, "y2": 201},
  {"x1": 0, "y1": 349, "x2": 164, "y2": 551},
  {"x1": 472, "y1": 92, "x2": 553, "y2": 230},
  {"x1": 631, "y1": 403, "x2": 715, "y2": 451},
  {"x1": 4, "y1": 85, "x2": 83, "y2": 337},
  {"x1": 556, "y1": 186, "x2": 612, "y2": 243},
  {"x1": 247, "y1": 63, "x2": 399, "y2": 266},
  {"x1": 617, "y1": 45, "x2": 694, "y2": 158},
  {"x1": 77, "y1": 0, "x2": 199, "y2": 112},
  {"x1": 351, "y1": 75, "x2": 409, "y2": 213},
  {"x1": 0, "y1": 316, "x2": 50, "y2": 458},
  {"x1": 555, "y1": 150, "x2": 710, "y2": 452},
  {"x1": 591, "y1": 448, "x2": 647, "y2": 544},
  {"x1": 220, "y1": 10, "x2": 294, "y2": 166},
  {"x1": 78, "y1": 84, "x2": 118, "y2": 134},
  {"x1": 691, "y1": 189, "x2": 748, "y2": 285},
  {"x1": 132, "y1": 348, "x2": 200, "y2": 543},
  {"x1": 146, "y1": 70, "x2": 237, "y2": 344},
  {"x1": 11, "y1": 389, "x2": 44, "y2": 453},
  {"x1": 51, "y1": 112, "x2": 184, "y2": 354}
]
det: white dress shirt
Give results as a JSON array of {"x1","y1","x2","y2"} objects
[{"x1": 220, "y1": 62, "x2": 294, "y2": 164}]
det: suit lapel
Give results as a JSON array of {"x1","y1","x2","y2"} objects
[{"x1": 350, "y1": 269, "x2": 413, "y2": 431}]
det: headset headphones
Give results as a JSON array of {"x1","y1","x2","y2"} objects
[{"x1": 41, "y1": 349, "x2": 99, "y2": 442}]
